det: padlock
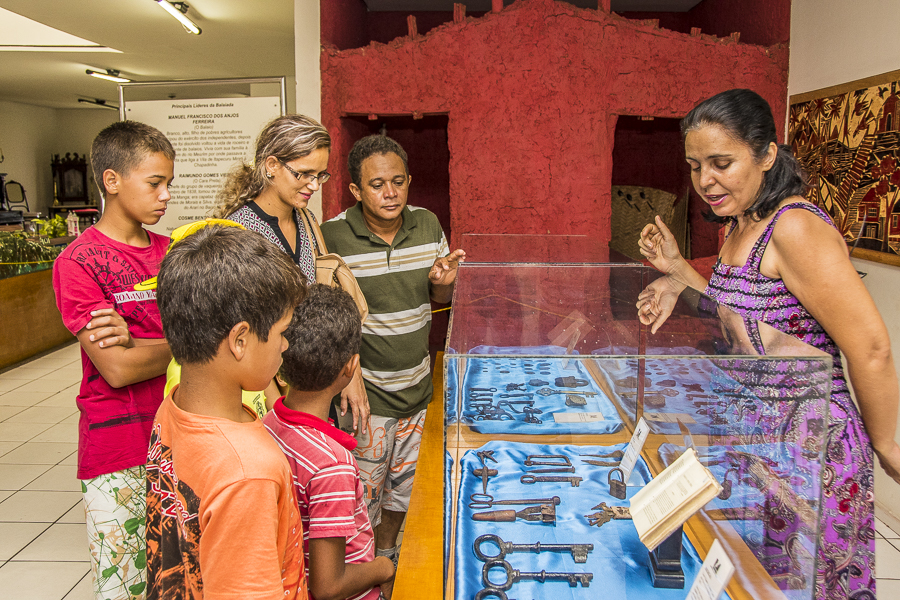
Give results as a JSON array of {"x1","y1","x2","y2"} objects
[
  {"x1": 608, "y1": 467, "x2": 627, "y2": 500},
  {"x1": 717, "y1": 467, "x2": 736, "y2": 500}
]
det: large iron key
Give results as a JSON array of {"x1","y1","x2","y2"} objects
[
  {"x1": 482, "y1": 558, "x2": 593, "y2": 590},
  {"x1": 474, "y1": 534, "x2": 593, "y2": 563},
  {"x1": 520, "y1": 474, "x2": 582, "y2": 487}
]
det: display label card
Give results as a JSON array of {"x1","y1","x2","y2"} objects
[
  {"x1": 620, "y1": 417, "x2": 649, "y2": 484},
  {"x1": 553, "y1": 412, "x2": 605, "y2": 423},
  {"x1": 643, "y1": 412, "x2": 697, "y2": 424},
  {"x1": 686, "y1": 539, "x2": 735, "y2": 600}
]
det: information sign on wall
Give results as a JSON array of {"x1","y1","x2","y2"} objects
[{"x1": 125, "y1": 96, "x2": 281, "y2": 235}]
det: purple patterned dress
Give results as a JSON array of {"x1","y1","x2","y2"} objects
[{"x1": 706, "y1": 202, "x2": 875, "y2": 600}]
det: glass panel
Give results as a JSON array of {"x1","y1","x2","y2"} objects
[
  {"x1": 443, "y1": 264, "x2": 830, "y2": 600},
  {"x1": 461, "y1": 233, "x2": 637, "y2": 264}
]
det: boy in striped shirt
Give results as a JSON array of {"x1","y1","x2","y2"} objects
[{"x1": 265, "y1": 285, "x2": 395, "y2": 600}]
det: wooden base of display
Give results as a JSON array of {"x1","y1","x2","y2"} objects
[
  {"x1": 0, "y1": 269, "x2": 73, "y2": 369},
  {"x1": 649, "y1": 525, "x2": 685, "y2": 589}
]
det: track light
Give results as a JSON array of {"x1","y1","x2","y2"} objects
[
  {"x1": 78, "y1": 98, "x2": 119, "y2": 111},
  {"x1": 86, "y1": 69, "x2": 131, "y2": 83},
  {"x1": 155, "y1": 1, "x2": 202, "y2": 35}
]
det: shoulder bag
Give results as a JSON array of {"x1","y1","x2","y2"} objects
[{"x1": 298, "y1": 208, "x2": 369, "y2": 323}]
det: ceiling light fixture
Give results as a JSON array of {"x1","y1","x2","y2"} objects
[
  {"x1": 86, "y1": 68, "x2": 131, "y2": 83},
  {"x1": 78, "y1": 98, "x2": 119, "y2": 111},
  {"x1": 155, "y1": 1, "x2": 202, "y2": 35}
]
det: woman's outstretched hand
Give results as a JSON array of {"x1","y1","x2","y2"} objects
[
  {"x1": 636, "y1": 276, "x2": 686, "y2": 334},
  {"x1": 638, "y1": 216, "x2": 685, "y2": 275}
]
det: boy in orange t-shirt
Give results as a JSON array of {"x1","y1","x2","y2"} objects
[{"x1": 145, "y1": 225, "x2": 309, "y2": 600}]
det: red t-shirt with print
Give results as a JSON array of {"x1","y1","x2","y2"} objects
[{"x1": 52, "y1": 226, "x2": 168, "y2": 479}]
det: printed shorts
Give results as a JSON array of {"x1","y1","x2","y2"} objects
[
  {"x1": 343, "y1": 409, "x2": 427, "y2": 527},
  {"x1": 82, "y1": 465, "x2": 148, "y2": 600}
]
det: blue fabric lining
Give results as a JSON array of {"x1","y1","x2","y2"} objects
[{"x1": 452, "y1": 441, "x2": 730, "y2": 600}]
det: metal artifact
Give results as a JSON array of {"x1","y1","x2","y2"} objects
[
  {"x1": 565, "y1": 394, "x2": 587, "y2": 407},
  {"x1": 522, "y1": 406, "x2": 543, "y2": 424},
  {"x1": 608, "y1": 467, "x2": 626, "y2": 499},
  {"x1": 472, "y1": 503, "x2": 557, "y2": 524},
  {"x1": 474, "y1": 534, "x2": 593, "y2": 563},
  {"x1": 555, "y1": 376, "x2": 588, "y2": 388},
  {"x1": 520, "y1": 474, "x2": 582, "y2": 487},
  {"x1": 580, "y1": 450, "x2": 624, "y2": 460},
  {"x1": 477, "y1": 450, "x2": 498, "y2": 494},
  {"x1": 468, "y1": 493, "x2": 561, "y2": 510},
  {"x1": 584, "y1": 502, "x2": 632, "y2": 527},
  {"x1": 481, "y1": 558, "x2": 593, "y2": 590},
  {"x1": 523, "y1": 454, "x2": 571, "y2": 467},
  {"x1": 536, "y1": 387, "x2": 597, "y2": 397},
  {"x1": 528, "y1": 379, "x2": 549, "y2": 386}
]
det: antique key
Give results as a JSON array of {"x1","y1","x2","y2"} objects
[
  {"x1": 584, "y1": 502, "x2": 632, "y2": 527},
  {"x1": 482, "y1": 558, "x2": 593, "y2": 590},
  {"x1": 474, "y1": 534, "x2": 594, "y2": 563},
  {"x1": 472, "y1": 503, "x2": 557, "y2": 524},
  {"x1": 536, "y1": 387, "x2": 597, "y2": 397},
  {"x1": 520, "y1": 475, "x2": 582, "y2": 487}
]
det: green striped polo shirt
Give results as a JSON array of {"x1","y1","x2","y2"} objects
[{"x1": 321, "y1": 203, "x2": 449, "y2": 418}]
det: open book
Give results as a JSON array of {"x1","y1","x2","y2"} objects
[{"x1": 629, "y1": 448, "x2": 722, "y2": 551}]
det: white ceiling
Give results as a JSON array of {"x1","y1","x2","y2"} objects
[
  {"x1": 0, "y1": 0, "x2": 295, "y2": 110},
  {"x1": 0, "y1": 0, "x2": 700, "y2": 110}
]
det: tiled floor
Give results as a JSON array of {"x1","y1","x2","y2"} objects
[{"x1": 1, "y1": 342, "x2": 900, "y2": 599}]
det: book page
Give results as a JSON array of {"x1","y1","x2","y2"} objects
[{"x1": 629, "y1": 447, "x2": 698, "y2": 515}]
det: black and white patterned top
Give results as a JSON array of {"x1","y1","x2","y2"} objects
[{"x1": 227, "y1": 202, "x2": 319, "y2": 284}]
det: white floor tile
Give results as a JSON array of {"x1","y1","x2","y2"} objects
[
  {"x1": 0, "y1": 370, "x2": 39, "y2": 382},
  {"x1": 4, "y1": 406, "x2": 78, "y2": 425},
  {"x1": 26, "y1": 357, "x2": 79, "y2": 370},
  {"x1": 58, "y1": 501, "x2": 85, "y2": 524},
  {"x1": 876, "y1": 538, "x2": 900, "y2": 579},
  {"x1": 877, "y1": 517, "x2": 900, "y2": 539},
  {"x1": 24, "y1": 464, "x2": 81, "y2": 492},
  {"x1": 0, "y1": 464, "x2": 53, "y2": 490},
  {"x1": 0, "y1": 442, "x2": 79, "y2": 465},
  {"x1": 0, "y1": 406, "x2": 26, "y2": 421},
  {"x1": 0, "y1": 490, "x2": 82, "y2": 522},
  {"x1": 0, "y1": 379, "x2": 26, "y2": 393},
  {"x1": 38, "y1": 391, "x2": 79, "y2": 408},
  {"x1": 11, "y1": 378, "x2": 74, "y2": 395},
  {"x1": 879, "y1": 578, "x2": 900, "y2": 594},
  {"x1": 63, "y1": 572, "x2": 93, "y2": 600},
  {"x1": 31, "y1": 422, "x2": 79, "y2": 443},
  {"x1": 61, "y1": 451, "x2": 78, "y2": 465},
  {"x1": 0, "y1": 422, "x2": 52, "y2": 442},
  {"x1": 0, "y1": 490, "x2": 13, "y2": 503},
  {"x1": 0, "y1": 391, "x2": 57, "y2": 407},
  {"x1": 9, "y1": 366, "x2": 57, "y2": 379},
  {"x1": 0, "y1": 561, "x2": 89, "y2": 600},
  {"x1": 0, "y1": 522, "x2": 51, "y2": 560},
  {"x1": 61, "y1": 413, "x2": 80, "y2": 424},
  {"x1": 14, "y1": 523, "x2": 90, "y2": 562},
  {"x1": 0, "y1": 440, "x2": 23, "y2": 458}
]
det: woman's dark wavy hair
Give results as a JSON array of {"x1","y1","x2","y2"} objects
[{"x1": 681, "y1": 89, "x2": 808, "y2": 223}]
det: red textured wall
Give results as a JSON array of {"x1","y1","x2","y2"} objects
[
  {"x1": 320, "y1": 0, "x2": 366, "y2": 50},
  {"x1": 320, "y1": 0, "x2": 789, "y2": 253},
  {"x1": 618, "y1": 0, "x2": 791, "y2": 47}
]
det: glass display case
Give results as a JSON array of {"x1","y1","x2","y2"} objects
[{"x1": 443, "y1": 261, "x2": 832, "y2": 600}]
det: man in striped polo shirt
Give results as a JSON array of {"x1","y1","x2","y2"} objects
[{"x1": 321, "y1": 135, "x2": 464, "y2": 591}]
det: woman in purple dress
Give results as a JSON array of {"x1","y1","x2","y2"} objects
[{"x1": 637, "y1": 89, "x2": 900, "y2": 600}]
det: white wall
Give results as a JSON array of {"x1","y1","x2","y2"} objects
[
  {"x1": 53, "y1": 108, "x2": 118, "y2": 207},
  {"x1": 789, "y1": 0, "x2": 900, "y2": 527},
  {"x1": 294, "y1": 0, "x2": 322, "y2": 219},
  {"x1": 0, "y1": 101, "x2": 57, "y2": 216}
]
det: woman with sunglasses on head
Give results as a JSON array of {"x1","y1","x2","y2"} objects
[
  {"x1": 638, "y1": 88, "x2": 900, "y2": 600},
  {"x1": 214, "y1": 114, "x2": 371, "y2": 434}
]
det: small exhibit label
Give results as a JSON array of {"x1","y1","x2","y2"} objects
[
  {"x1": 553, "y1": 412, "x2": 606, "y2": 423},
  {"x1": 620, "y1": 416, "x2": 649, "y2": 483},
  {"x1": 686, "y1": 539, "x2": 735, "y2": 600},
  {"x1": 643, "y1": 412, "x2": 697, "y2": 424}
]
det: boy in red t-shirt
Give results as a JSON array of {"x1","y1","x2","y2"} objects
[
  {"x1": 147, "y1": 225, "x2": 309, "y2": 599},
  {"x1": 53, "y1": 121, "x2": 174, "y2": 600},
  {"x1": 265, "y1": 284, "x2": 395, "y2": 600}
]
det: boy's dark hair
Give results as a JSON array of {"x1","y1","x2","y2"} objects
[
  {"x1": 157, "y1": 226, "x2": 307, "y2": 364},
  {"x1": 681, "y1": 89, "x2": 807, "y2": 223},
  {"x1": 280, "y1": 284, "x2": 361, "y2": 392},
  {"x1": 348, "y1": 134, "x2": 409, "y2": 188},
  {"x1": 91, "y1": 120, "x2": 176, "y2": 199}
]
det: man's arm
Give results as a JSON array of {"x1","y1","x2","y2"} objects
[
  {"x1": 308, "y1": 538, "x2": 394, "y2": 600},
  {"x1": 428, "y1": 248, "x2": 466, "y2": 304}
]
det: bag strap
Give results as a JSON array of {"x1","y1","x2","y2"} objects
[{"x1": 299, "y1": 208, "x2": 328, "y2": 257}]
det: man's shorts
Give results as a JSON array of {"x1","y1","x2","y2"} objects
[{"x1": 341, "y1": 408, "x2": 427, "y2": 527}]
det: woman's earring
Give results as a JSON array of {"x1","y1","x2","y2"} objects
[{"x1": 265, "y1": 171, "x2": 274, "y2": 179}]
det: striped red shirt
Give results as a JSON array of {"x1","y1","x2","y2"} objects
[{"x1": 264, "y1": 399, "x2": 379, "y2": 600}]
